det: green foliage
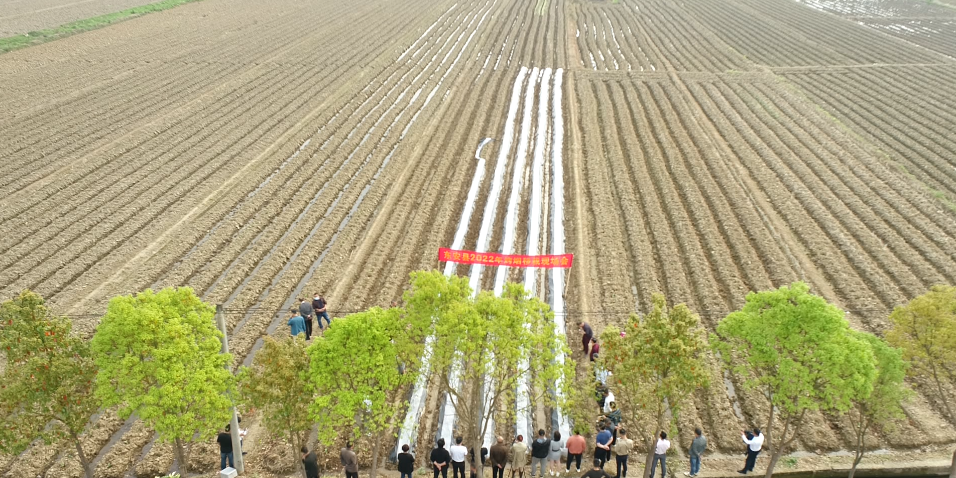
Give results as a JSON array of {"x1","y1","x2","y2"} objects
[
  {"x1": 238, "y1": 335, "x2": 313, "y2": 471},
  {"x1": 0, "y1": 0, "x2": 205, "y2": 54},
  {"x1": 714, "y1": 282, "x2": 876, "y2": 477},
  {"x1": 847, "y1": 332, "x2": 910, "y2": 477},
  {"x1": 309, "y1": 306, "x2": 423, "y2": 477},
  {"x1": 431, "y1": 281, "x2": 573, "y2": 437},
  {"x1": 91, "y1": 287, "x2": 234, "y2": 470},
  {"x1": 0, "y1": 291, "x2": 98, "y2": 477},
  {"x1": 597, "y1": 294, "x2": 709, "y2": 443},
  {"x1": 886, "y1": 284, "x2": 956, "y2": 422}
]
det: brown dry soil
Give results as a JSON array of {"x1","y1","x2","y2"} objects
[{"x1": 1, "y1": 0, "x2": 955, "y2": 475}]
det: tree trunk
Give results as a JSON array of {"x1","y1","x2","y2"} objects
[
  {"x1": 174, "y1": 437, "x2": 190, "y2": 473},
  {"x1": 71, "y1": 433, "x2": 93, "y2": 478},
  {"x1": 930, "y1": 364, "x2": 955, "y2": 423},
  {"x1": 849, "y1": 452, "x2": 863, "y2": 478},
  {"x1": 765, "y1": 399, "x2": 775, "y2": 452},
  {"x1": 763, "y1": 451, "x2": 781, "y2": 478},
  {"x1": 948, "y1": 448, "x2": 955, "y2": 478},
  {"x1": 642, "y1": 436, "x2": 655, "y2": 478},
  {"x1": 371, "y1": 434, "x2": 381, "y2": 478}
]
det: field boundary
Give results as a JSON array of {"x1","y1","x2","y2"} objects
[{"x1": 0, "y1": 0, "x2": 204, "y2": 54}]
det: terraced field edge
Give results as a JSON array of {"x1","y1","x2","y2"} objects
[{"x1": 0, "y1": 0, "x2": 204, "y2": 54}]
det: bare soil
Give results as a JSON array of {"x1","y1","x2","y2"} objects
[{"x1": 1, "y1": 0, "x2": 955, "y2": 475}]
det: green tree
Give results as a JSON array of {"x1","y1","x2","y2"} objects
[
  {"x1": 0, "y1": 290, "x2": 98, "y2": 478},
  {"x1": 885, "y1": 284, "x2": 956, "y2": 423},
  {"x1": 429, "y1": 281, "x2": 574, "y2": 478},
  {"x1": 847, "y1": 332, "x2": 910, "y2": 478},
  {"x1": 715, "y1": 282, "x2": 876, "y2": 478},
  {"x1": 238, "y1": 335, "x2": 313, "y2": 477},
  {"x1": 90, "y1": 287, "x2": 234, "y2": 472},
  {"x1": 597, "y1": 294, "x2": 709, "y2": 478},
  {"x1": 309, "y1": 306, "x2": 425, "y2": 478}
]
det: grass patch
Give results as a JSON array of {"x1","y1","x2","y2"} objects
[{"x1": 0, "y1": 0, "x2": 203, "y2": 54}]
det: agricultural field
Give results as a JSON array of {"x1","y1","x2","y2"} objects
[
  {"x1": 0, "y1": 0, "x2": 163, "y2": 37},
  {"x1": 0, "y1": 0, "x2": 955, "y2": 475}
]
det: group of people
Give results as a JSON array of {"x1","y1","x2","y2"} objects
[
  {"x1": 331, "y1": 424, "x2": 759, "y2": 478},
  {"x1": 288, "y1": 294, "x2": 331, "y2": 340}
]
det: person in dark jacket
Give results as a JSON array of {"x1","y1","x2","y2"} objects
[
  {"x1": 398, "y1": 444, "x2": 416, "y2": 478},
  {"x1": 432, "y1": 438, "x2": 451, "y2": 478},
  {"x1": 217, "y1": 425, "x2": 233, "y2": 470},
  {"x1": 489, "y1": 436, "x2": 509, "y2": 478},
  {"x1": 299, "y1": 298, "x2": 314, "y2": 340},
  {"x1": 313, "y1": 294, "x2": 331, "y2": 330},
  {"x1": 530, "y1": 429, "x2": 551, "y2": 478},
  {"x1": 580, "y1": 322, "x2": 593, "y2": 355},
  {"x1": 302, "y1": 446, "x2": 319, "y2": 478}
]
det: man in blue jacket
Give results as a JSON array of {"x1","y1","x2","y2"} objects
[{"x1": 288, "y1": 309, "x2": 306, "y2": 338}]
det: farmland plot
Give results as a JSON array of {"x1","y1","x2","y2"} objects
[{"x1": 2, "y1": 0, "x2": 956, "y2": 474}]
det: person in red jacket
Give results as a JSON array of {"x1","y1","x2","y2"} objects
[{"x1": 589, "y1": 338, "x2": 600, "y2": 362}]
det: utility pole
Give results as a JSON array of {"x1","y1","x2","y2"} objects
[{"x1": 216, "y1": 304, "x2": 245, "y2": 474}]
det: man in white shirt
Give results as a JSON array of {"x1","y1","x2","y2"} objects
[
  {"x1": 602, "y1": 390, "x2": 616, "y2": 414},
  {"x1": 738, "y1": 428, "x2": 764, "y2": 474},
  {"x1": 450, "y1": 436, "x2": 468, "y2": 478},
  {"x1": 649, "y1": 431, "x2": 670, "y2": 478}
]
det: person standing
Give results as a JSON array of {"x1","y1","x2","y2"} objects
[
  {"x1": 612, "y1": 429, "x2": 633, "y2": 478},
  {"x1": 530, "y1": 429, "x2": 551, "y2": 478},
  {"x1": 299, "y1": 298, "x2": 314, "y2": 340},
  {"x1": 511, "y1": 435, "x2": 529, "y2": 478},
  {"x1": 580, "y1": 322, "x2": 593, "y2": 355},
  {"x1": 341, "y1": 442, "x2": 358, "y2": 478},
  {"x1": 398, "y1": 444, "x2": 416, "y2": 478},
  {"x1": 490, "y1": 436, "x2": 509, "y2": 478},
  {"x1": 565, "y1": 429, "x2": 586, "y2": 473},
  {"x1": 288, "y1": 309, "x2": 306, "y2": 338},
  {"x1": 582, "y1": 459, "x2": 612, "y2": 478},
  {"x1": 547, "y1": 431, "x2": 563, "y2": 476},
  {"x1": 450, "y1": 436, "x2": 468, "y2": 478},
  {"x1": 648, "y1": 432, "x2": 669, "y2": 478},
  {"x1": 313, "y1": 294, "x2": 331, "y2": 330},
  {"x1": 685, "y1": 428, "x2": 707, "y2": 477},
  {"x1": 594, "y1": 424, "x2": 612, "y2": 469},
  {"x1": 217, "y1": 425, "x2": 234, "y2": 470},
  {"x1": 739, "y1": 428, "x2": 763, "y2": 475},
  {"x1": 432, "y1": 438, "x2": 451, "y2": 478},
  {"x1": 302, "y1": 446, "x2": 320, "y2": 478}
]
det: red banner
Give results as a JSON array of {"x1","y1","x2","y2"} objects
[{"x1": 439, "y1": 248, "x2": 573, "y2": 268}]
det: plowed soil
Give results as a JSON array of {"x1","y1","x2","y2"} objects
[{"x1": 1, "y1": 0, "x2": 955, "y2": 475}]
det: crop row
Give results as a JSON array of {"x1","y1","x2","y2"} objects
[
  {"x1": 572, "y1": 73, "x2": 956, "y2": 454},
  {"x1": 782, "y1": 67, "x2": 956, "y2": 204}
]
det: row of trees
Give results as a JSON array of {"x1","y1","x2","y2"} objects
[
  {"x1": 0, "y1": 278, "x2": 953, "y2": 478},
  {"x1": 0, "y1": 271, "x2": 573, "y2": 478},
  {"x1": 594, "y1": 282, "x2": 956, "y2": 478}
]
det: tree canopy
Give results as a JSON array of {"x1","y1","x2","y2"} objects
[
  {"x1": 846, "y1": 331, "x2": 910, "y2": 478},
  {"x1": 598, "y1": 293, "x2": 709, "y2": 478},
  {"x1": 885, "y1": 284, "x2": 956, "y2": 423},
  {"x1": 309, "y1": 306, "x2": 424, "y2": 478},
  {"x1": 428, "y1": 280, "x2": 573, "y2": 478},
  {"x1": 90, "y1": 287, "x2": 234, "y2": 472},
  {"x1": 715, "y1": 282, "x2": 876, "y2": 478},
  {"x1": 0, "y1": 290, "x2": 98, "y2": 478},
  {"x1": 238, "y1": 335, "x2": 313, "y2": 476}
]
